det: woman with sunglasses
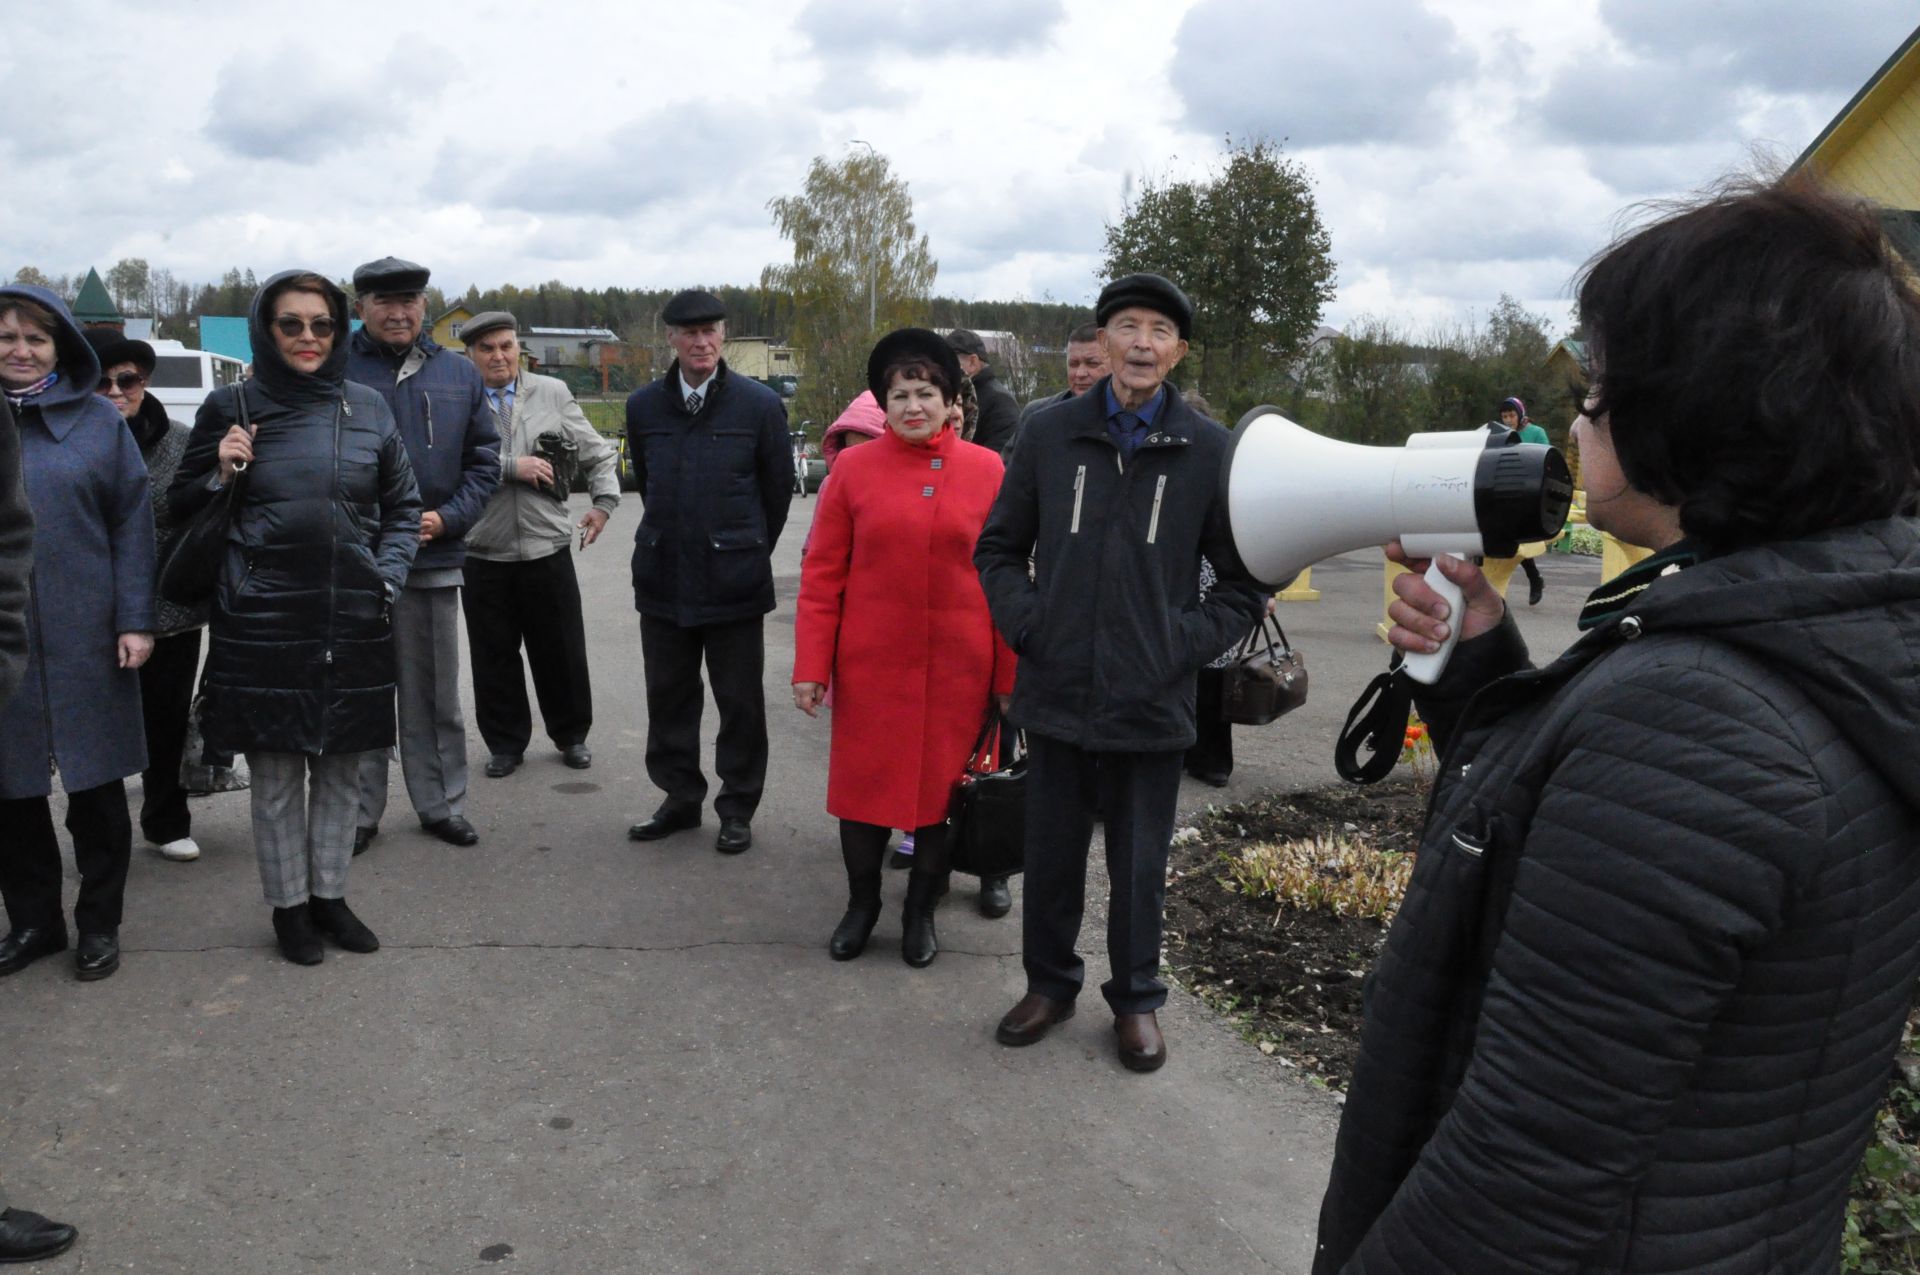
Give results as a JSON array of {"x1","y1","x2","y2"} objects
[
  {"x1": 83, "y1": 328, "x2": 209, "y2": 865},
  {"x1": 0, "y1": 286, "x2": 155, "y2": 982},
  {"x1": 171, "y1": 271, "x2": 421, "y2": 966}
]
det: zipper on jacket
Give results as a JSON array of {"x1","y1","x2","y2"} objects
[
  {"x1": 1146, "y1": 475, "x2": 1167, "y2": 545},
  {"x1": 1070, "y1": 465, "x2": 1086, "y2": 534},
  {"x1": 424, "y1": 393, "x2": 434, "y2": 448},
  {"x1": 325, "y1": 397, "x2": 343, "y2": 675}
]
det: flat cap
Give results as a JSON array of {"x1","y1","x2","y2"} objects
[
  {"x1": 661, "y1": 288, "x2": 726, "y2": 326},
  {"x1": 868, "y1": 327, "x2": 964, "y2": 404},
  {"x1": 352, "y1": 256, "x2": 431, "y2": 295},
  {"x1": 943, "y1": 328, "x2": 988, "y2": 359},
  {"x1": 1096, "y1": 272, "x2": 1193, "y2": 340},
  {"x1": 460, "y1": 311, "x2": 517, "y2": 344}
]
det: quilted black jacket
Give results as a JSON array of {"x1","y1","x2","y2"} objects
[{"x1": 1316, "y1": 517, "x2": 1920, "y2": 1274}]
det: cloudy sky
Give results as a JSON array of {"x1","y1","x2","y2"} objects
[{"x1": 3, "y1": 0, "x2": 1913, "y2": 336}]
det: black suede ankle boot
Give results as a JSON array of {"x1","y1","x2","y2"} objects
[
  {"x1": 272, "y1": 904, "x2": 324, "y2": 966},
  {"x1": 309, "y1": 897, "x2": 380, "y2": 953}
]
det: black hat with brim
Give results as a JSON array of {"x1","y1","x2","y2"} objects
[
  {"x1": 352, "y1": 256, "x2": 431, "y2": 296},
  {"x1": 81, "y1": 327, "x2": 155, "y2": 376},
  {"x1": 867, "y1": 328, "x2": 964, "y2": 404},
  {"x1": 1095, "y1": 272, "x2": 1194, "y2": 340},
  {"x1": 661, "y1": 289, "x2": 726, "y2": 326}
]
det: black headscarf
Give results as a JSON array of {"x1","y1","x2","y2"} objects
[{"x1": 247, "y1": 269, "x2": 351, "y2": 409}]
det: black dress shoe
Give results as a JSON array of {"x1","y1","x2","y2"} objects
[
  {"x1": 74, "y1": 931, "x2": 119, "y2": 982},
  {"x1": 977, "y1": 874, "x2": 1013, "y2": 918},
  {"x1": 272, "y1": 904, "x2": 324, "y2": 966},
  {"x1": 715, "y1": 818, "x2": 753, "y2": 855},
  {"x1": 995, "y1": 991, "x2": 1075, "y2": 1047},
  {"x1": 1115, "y1": 1011, "x2": 1168, "y2": 1073},
  {"x1": 309, "y1": 897, "x2": 379, "y2": 953},
  {"x1": 484, "y1": 753, "x2": 523, "y2": 778},
  {"x1": 0, "y1": 1207, "x2": 78, "y2": 1263},
  {"x1": 423, "y1": 815, "x2": 480, "y2": 846},
  {"x1": 0, "y1": 924, "x2": 68, "y2": 977},
  {"x1": 627, "y1": 804, "x2": 701, "y2": 841},
  {"x1": 352, "y1": 825, "x2": 378, "y2": 857},
  {"x1": 561, "y1": 743, "x2": 592, "y2": 769}
]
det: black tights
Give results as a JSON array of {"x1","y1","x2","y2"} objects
[{"x1": 840, "y1": 819, "x2": 948, "y2": 901}]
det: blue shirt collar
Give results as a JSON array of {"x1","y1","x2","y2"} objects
[{"x1": 1104, "y1": 382, "x2": 1165, "y2": 427}]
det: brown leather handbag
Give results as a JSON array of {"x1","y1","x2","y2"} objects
[{"x1": 1220, "y1": 617, "x2": 1308, "y2": 725}]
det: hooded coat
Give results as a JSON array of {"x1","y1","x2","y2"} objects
[
  {"x1": 1315, "y1": 518, "x2": 1920, "y2": 1275},
  {"x1": 794, "y1": 425, "x2": 1015, "y2": 829},
  {"x1": 0, "y1": 286, "x2": 156, "y2": 799},
  {"x1": 170, "y1": 271, "x2": 421, "y2": 756}
]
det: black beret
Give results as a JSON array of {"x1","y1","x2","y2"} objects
[
  {"x1": 661, "y1": 288, "x2": 726, "y2": 326},
  {"x1": 943, "y1": 328, "x2": 988, "y2": 358},
  {"x1": 352, "y1": 256, "x2": 431, "y2": 295},
  {"x1": 81, "y1": 327, "x2": 156, "y2": 376},
  {"x1": 1095, "y1": 272, "x2": 1193, "y2": 340},
  {"x1": 460, "y1": 311, "x2": 517, "y2": 344},
  {"x1": 867, "y1": 327, "x2": 964, "y2": 403}
]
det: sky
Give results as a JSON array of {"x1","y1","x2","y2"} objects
[{"x1": 2, "y1": 0, "x2": 1913, "y2": 337}]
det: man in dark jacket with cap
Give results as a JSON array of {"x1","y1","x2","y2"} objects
[
  {"x1": 624, "y1": 289, "x2": 793, "y2": 854},
  {"x1": 346, "y1": 257, "x2": 500, "y2": 851},
  {"x1": 975, "y1": 272, "x2": 1263, "y2": 1073},
  {"x1": 945, "y1": 328, "x2": 1020, "y2": 455},
  {"x1": 0, "y1": 400, "x2": 80, "y2": 1265}
]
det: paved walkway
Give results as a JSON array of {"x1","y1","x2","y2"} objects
[{"x1": 1, "y1": 496, "x2": 1591, "y2": 1272}]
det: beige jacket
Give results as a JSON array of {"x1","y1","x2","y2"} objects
[{"x1": 466, "y1": 372, "x2": 620, "y2": 562}]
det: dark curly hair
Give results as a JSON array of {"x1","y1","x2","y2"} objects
[
  {"x1": 878, "y1": 357, "x2": 956, "y2": 403},
  {"x1": 1577, "y1": 178, "x2": 1920, "y2": 551}
]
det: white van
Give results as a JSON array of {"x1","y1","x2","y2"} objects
[{"x1": 146, "y1": 339, "x2": 247, "y2": 427}]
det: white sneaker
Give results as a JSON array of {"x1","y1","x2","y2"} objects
[{"x1": 152, "y1": 837, "x2": 201, "y2": 862}]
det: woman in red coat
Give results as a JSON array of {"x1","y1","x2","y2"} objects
[{"x1": 793, "y1": 329, "x2": 1014, "y2": 967}]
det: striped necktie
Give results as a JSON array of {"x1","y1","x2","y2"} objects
[{"x1": 491, "y1": 389, "x2": 512, "y2": 444}]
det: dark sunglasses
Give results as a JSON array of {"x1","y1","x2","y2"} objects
[
  {"x1": 98, "y1": 371, "x2": 146, "y2": 393},
  {"x1": 273, "y1": 316, "x2": 337, "y2": 339}
]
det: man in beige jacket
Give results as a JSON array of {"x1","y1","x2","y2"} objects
[{"x1": 459, "y1": 311, "x2": 620, "y2": 777}]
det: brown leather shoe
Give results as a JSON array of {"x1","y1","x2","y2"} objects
[
  {"x1": 1114, "y1": 1011, "x2": 1167, "y2": 1072},
  {"x1": 994, "y1": 992, "x2": 1075, "y2": 1047}
]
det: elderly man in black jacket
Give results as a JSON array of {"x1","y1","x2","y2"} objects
[
  {"x1": 0, "y1": 400, "x2": 80, "y2": 1265},
  {"x1": 624, "y1": 290, "x2": 793, "y2": 854},
  {"x1": 945, "y1": 328, "x2": 1020, "y2": 454},
  {"x1": 976, "y1": 273, "x2": 1263, "y2": 1072}
]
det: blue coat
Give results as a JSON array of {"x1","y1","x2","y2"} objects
[
  {"x1": 0, "y1": 286, "x2": 156, "y2": 798},
  {"x1": 346, "y1": 328, "x2": 499, "y2": 578}
]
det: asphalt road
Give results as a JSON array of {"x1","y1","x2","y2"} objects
[{"x1": 0, "y1": 493, "x2": 1593, "y2": 1273}]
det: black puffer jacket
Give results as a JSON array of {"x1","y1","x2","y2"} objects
[
  {"x1": 624, "y1": 359, "x2": 792, "y2": 626},
  {"x1": 968, "y1": 364, "x2": 1020, "y2": 455},
  {"x1": 974, "y1": 377, "x2": 1262, "y2": 751},
  {"x1": 171, "y1": 271, "x2": 421, "y2": 755},
  {"x1": 1315, "y1": 518, "x2": 1920, "y2": 1274}
]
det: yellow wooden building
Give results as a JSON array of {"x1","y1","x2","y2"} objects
[
  {"x1": 430, "y1": 304, "x2": 475, "y2": 352},
  {"x1": 1792, "y1": 22, "x2": 1920, "y2": 267}
]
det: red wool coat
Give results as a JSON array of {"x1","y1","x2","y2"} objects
[{"x1": 794, "y1": 426, "x2": 1016, "y2": 829}]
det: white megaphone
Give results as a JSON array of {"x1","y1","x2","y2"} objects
[{"x1": 1226, "y1": 408, "x2": 1573, "y2": 683}]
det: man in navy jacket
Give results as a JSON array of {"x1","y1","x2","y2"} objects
[
  {"x1": 623, "y1": 290, "x2": 792, "y2": 855},
  {"x1": 347, "y1": 257, "x2": 500, "y2": 850}
]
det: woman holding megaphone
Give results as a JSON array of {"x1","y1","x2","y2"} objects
[{"x1": 1315, "y1": 180, "x2": 1920, "y2": 1273}]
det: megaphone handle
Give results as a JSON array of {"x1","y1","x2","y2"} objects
[{"x1": 1399, "y1": 556, "x2": 1464, "y2": 686}]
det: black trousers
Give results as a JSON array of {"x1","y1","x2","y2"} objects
[
  {"x1": 1185, "y1": 667, "x2": 1233, "y2": 780},
  {"x1": 0, "y1": 780, "x2": 132, "y2": 935},
  {"x1": 1021, "y1": 734, "x2": 1184, "y2": 1014},
  {"x1": 463, "y1": 552, "x2": 594, "y2": 757},
  {"x1": 639, "y1": 614, "x2": 766, "y2": 821},
  {"x1": 138, "y1": 628, "x2": 201, "y2": 844}
]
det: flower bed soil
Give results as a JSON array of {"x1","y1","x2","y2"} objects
[{"x1": 1164, "y1": 780, "x2": 1430, "y2": 1092}]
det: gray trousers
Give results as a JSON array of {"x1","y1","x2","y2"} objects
[
  {"x1": 249, "y1": 751, "x2": 365, "y2": 908},
  {"x1": 357, "y1": 585, "x2": 468, "y2": 827}
]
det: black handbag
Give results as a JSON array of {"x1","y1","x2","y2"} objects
[
  {"x1": 1220, "y1": 616, "x2": 1308, "y2": 725},
  {"x1": 158, "y1": 385, "x2": 248, "y2": 606},
  {"x1": 947, "y1": 710, "x2": 1027, "y2": 879}
]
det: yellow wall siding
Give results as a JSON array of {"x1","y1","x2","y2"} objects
[{"x1": 1822, "y1": 79, "x2": 1920, "y2": 206}]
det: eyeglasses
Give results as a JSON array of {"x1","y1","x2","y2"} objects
[
  {"x1": 273, "y1": 316, "x2": 337, "y2": 339},
  {"x1": 97, "y1": 371, "x2": 146, "y2": 393}
]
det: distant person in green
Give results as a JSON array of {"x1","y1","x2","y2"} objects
[{"x1": 1500, "y1": 396, "x2": 1550, "y2": 604}]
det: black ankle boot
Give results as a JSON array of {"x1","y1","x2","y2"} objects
[
  {"x1": 309, "y1": 897, "x2": 380, "y2": 953},
  {"x1": 272, "y1": 904, "x2": 324, "y2": 966},
  {"x1": 902, "y1": 871, "x2": 940, "y2": 968},
  {"x1": 829, "y1": 897, "x2": 882, "y2": 961}
]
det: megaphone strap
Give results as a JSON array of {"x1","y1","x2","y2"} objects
[{"x1": 1335, "y1": 661, "x2": 1415, "y2": 785}]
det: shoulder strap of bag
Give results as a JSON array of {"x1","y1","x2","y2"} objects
[{"x1": 229, "y1": 384, "x2": 251, "y2": 480}]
